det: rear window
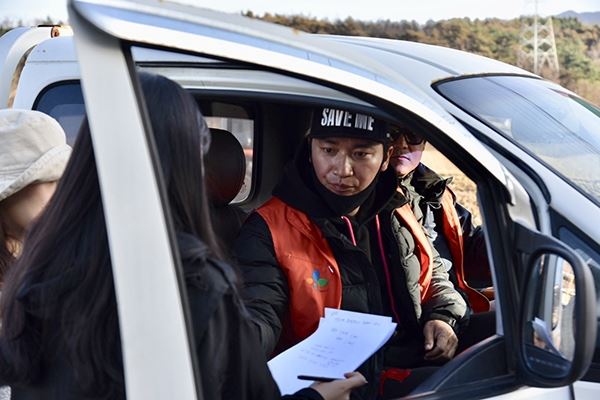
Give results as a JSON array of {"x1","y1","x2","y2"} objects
[
  {"x1": 34, "y1": 82, "x2": 85, "y2": 145},
  {"x1": 33, "y1": 82, "x2": 253, "y2": 203}
]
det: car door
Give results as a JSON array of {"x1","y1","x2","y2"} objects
[{"x1": 67, "y1": 0, "x2": 597, "y2": 399}]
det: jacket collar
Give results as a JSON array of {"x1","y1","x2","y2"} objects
[
  {"x1": 273, "y1": 140, "x2": 397, "y2": 223},
  {"x1": 409, "y1": 163, "x2": 451, "y2": 205}
]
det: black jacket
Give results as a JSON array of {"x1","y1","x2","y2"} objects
[
  {"x1": 235, "y1": 143, "x2": 396, "y2": 400},
  {"x1": 8, "y1": 233, "x2": 322, "y2": 400},
  {"x1": 234, "y1": 143, "x2": 467, "y2": 397},
  {"x1": 409, "y1": 163, "x2": 491, "y2": 289}
]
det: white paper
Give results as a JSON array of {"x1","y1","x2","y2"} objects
[{"x1": 268, "y1": 308, "x2": 397, "y2": 395}]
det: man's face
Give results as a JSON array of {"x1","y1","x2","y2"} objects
[
  {"x1": 310, "y1": 137, "x2": 389, "y2": 196},
  {"x1": 390, "y1": 130, "x2": 426, "y2": 178}
]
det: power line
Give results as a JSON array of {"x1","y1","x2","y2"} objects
[{"x1": 518, "y1": 0, "x2": 560, "y2": 78}]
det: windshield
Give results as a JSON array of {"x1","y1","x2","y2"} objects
[{"x1": 436, "y1": 75, "x2": 600, "y2": 205}]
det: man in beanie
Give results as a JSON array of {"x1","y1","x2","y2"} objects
[
  {"x1": 0, "y1": 109, "x2": 71, "y2": 282},
  {"x1": 234, "y1": 107, "x2": 466, "y2": 398}
]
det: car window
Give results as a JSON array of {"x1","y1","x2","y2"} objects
[
  {"x1": 33, "y1": 82, "x2": 85, "y2": 145},
  {"x1": 32, "y1": 82, "x2": 255, "y2": 203},
  {"x1": 421, "y1": 145, "x2": 491, "y2": 289},
  {"x1": 435, "y1": 76, "x2": 600, "y2": 206},
  {"x1": 422, "y1": 144, "x2": 481, "y2": 226}
]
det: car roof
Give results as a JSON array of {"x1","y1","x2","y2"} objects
[
  {"x1": 22, "y1": 31, "x2": 539, "y2": 108},
  {"x1": 318, "y1": 35, "x2": 536, "y2": 79}
]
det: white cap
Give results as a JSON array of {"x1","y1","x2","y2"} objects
[{"x1": 0, "y1": 109, "x2": 72, "y2": 202}]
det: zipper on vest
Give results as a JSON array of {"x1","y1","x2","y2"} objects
[{"x1": 375, "y1": 214, "x2": 402, "y2": 324}]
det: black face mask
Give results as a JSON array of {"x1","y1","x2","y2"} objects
[{"x1": 310, "y1": 167, "x2": 379, "y2": 216}]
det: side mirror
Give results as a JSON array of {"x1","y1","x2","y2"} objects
[{"x1": 519, "y1": 244, "x2": 596, "y2": 386}]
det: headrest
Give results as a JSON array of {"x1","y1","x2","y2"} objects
[{"x1": 205, "y1": 128, "x2": 246, "y2": 207}]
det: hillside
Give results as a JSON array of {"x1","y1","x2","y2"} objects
[
  {"x1": 247, "y1": 13, "x2": 600, "y2": 105},
  {"x1": 557, "y1": 10, "x2": 600, "y2": 26}
]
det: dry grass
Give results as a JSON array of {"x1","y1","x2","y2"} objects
[{"x1": 421, "y1": 147, "x2": 482, "y2": 226}]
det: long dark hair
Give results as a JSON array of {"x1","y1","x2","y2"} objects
[{"x1": 0, "y1": 72, "x2": 222, "y2": 397}]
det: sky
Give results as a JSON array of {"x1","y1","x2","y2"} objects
[{"x1": 1, "y1": 0, "x2": 599, "y2": 24}]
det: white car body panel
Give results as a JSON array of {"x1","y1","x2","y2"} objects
[
  {"x1": 12, "y1": 37, "x2": 371, "y2": 115},
  {"x1": 574, "y1": 380, "x2": 600, "y2": 399},
  {"x1": 489, "y1": 386, "x2": 571, "y2": 399},
  {"x1": 0, "y1": 27, "x2": 71, "y2": 108},
  {"x1": 12, "y1": 36, "x2": 80, "y2": 109},
  {"x1": 70, "y1": 7, "x2": 199, "y2": 400}
]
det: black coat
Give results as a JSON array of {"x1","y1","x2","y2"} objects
[
  {"x1": 409, "y1": 163, "x2": 491, "y2": 289},
  {"x1": 7, "y1": 232, "x2": 322, "y2": 400}
]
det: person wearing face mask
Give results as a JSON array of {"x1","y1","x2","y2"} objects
[
  {"x1": 387, "y1": 125, "x2": 495, "y2": 357},
  {"x1": 234, "y1": 107, "x2": 468, "y2": 399}
]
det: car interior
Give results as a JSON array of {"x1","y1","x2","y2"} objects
[
  {"x1": 192, "y1": 92, "x2": 528, "y2": 398},
  {"x1": 180, "y1": 64, "x2": 600, "y2": 394}
]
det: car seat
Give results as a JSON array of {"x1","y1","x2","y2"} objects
[{"x1": 205, "y1": 128, "x2": 248, "y2": 252}]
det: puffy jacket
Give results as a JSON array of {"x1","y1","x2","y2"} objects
[
  {"x1": 234, "y1": 143, "x2": 468, "y2": 385},
  {"x1": 378, "y1": 190, "x2": 468, "y2": 362}
]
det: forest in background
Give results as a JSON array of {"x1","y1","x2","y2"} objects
[
  {"x1": 246, "y1": 12, "x2": 600, "y2": 106},
  {"x1": 2, "y1": 13, "x2": 599, "y2": 104}
]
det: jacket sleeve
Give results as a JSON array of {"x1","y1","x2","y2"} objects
[
  {"x1": 192, "y1": 286, "x2": 280, "y2": 400},
  {"x1": 189, "y1": 278, "x2": 323, "y2": 400},
  {"x1": 421, "y1": 239, "x2": 468, "y2": 332},
  {"x1": 233, "y1": 212, "x2": 290, "y2": 356}
]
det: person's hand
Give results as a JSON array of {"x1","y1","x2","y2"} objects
[
  {"x1": 311, "y1": 372, "x2": 367, "y2": 400},
  {"x1": 423, "y1": 319, "x2": 458, "y2": 362}
]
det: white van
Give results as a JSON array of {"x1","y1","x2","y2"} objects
[{"x1": 1, "y1": 0, "x2": 599, "y2": 399}]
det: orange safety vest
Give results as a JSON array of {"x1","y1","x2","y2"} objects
[
  {"x1": 257, "y1": 197, "x2": 342, "y2": 346},
  {"x1": 439, "y1": 190, "x2": 491, "y2": 313},
  {"x1": 257, "y1": 196, "x2": 434, "y2": 347}
]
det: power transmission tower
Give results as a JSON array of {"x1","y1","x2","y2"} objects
[{"x1": 518, "y1": 0, "x2": 559, "y2": 78}]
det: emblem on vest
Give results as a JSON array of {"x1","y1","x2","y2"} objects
[{"x1": 306, "y1": 269, "x2": 329, "y2": 290}]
